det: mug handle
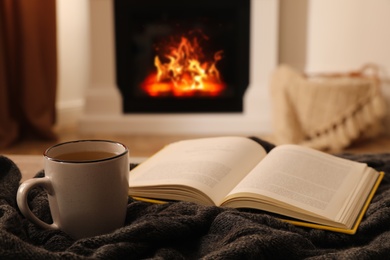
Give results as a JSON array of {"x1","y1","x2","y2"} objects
[{"x1": 16, "y1": 178, "x2": 59, "y2": 230}]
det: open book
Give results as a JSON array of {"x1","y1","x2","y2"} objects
[{"x1": 129, "y1": 136, "x2": 384, "y2": 234}]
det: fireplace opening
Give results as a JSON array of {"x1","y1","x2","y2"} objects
[{"x1": 114, "y1": 0, "x2": 250, "y2": 113}]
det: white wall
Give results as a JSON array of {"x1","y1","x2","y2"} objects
[
  {"x1": 56, "y1": 0, "x2": 89, "y2": 127},
  {"x1": 279, "y1": 0, "x2": 390, "y2": 72},
  {"x1": 306, "y1": 0, "x2": 390, "y2": 73}
]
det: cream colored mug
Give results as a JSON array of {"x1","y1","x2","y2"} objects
[{"x1": 17, "y1": 140, "x2": 129, "y2": 239}]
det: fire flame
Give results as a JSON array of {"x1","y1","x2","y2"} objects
[{"x1": 141, "y1": 34, "x2": 225, "y2": 97}]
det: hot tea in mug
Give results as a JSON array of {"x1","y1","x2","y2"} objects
[{"x1": 17, "y1": 140, "x2": 130, "y2": 239}]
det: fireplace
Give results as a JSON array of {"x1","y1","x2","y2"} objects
[
  {"x1": 114, "y1": 0, "x2": 249, "y2": 113},
  {"x1": 79, "y1": 0, "x2": 278, "y2": 135}
]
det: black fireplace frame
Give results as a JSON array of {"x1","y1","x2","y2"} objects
[{"x1": 114, "y1": 0, "x2": 250, "y2": 113}]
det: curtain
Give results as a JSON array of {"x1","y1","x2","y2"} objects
[{"x1": 0, "y1": 0, "x2": 57, "y2": 148}]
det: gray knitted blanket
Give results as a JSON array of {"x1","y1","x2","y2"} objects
[{"x1": 1, "y1": 139, "x2": 390, "y2": 259}]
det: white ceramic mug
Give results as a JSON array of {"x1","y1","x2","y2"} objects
[{"x1": 17, "y1": 140, "x2": 129, "y2": 239}]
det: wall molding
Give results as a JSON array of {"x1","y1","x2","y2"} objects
[{"x1": 56, "y1": 99, "x2": 85, "y2": 127}]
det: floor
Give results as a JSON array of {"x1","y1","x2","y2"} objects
[{"x1": 1, "y1": 124, "x2": 390, "y2": 157}]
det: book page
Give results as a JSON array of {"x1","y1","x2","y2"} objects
[
  {"x1": 223, "y1": 144, "x2": 370, "y2": 220},
  {"x1": 129, "y1": 136, "x2": 267, "y2": 205}
]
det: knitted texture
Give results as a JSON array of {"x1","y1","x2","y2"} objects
[
  {"x1": 270, "y1": 65, "x2": 387, "y2": 151},
  {"x1": 1, "y1": 145, "x2": 390, "y2": 259}
]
